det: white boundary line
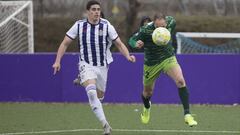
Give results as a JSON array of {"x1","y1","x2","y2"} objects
[{"x1": 0, "y1": 128, "x2": 240, "y2": 135}]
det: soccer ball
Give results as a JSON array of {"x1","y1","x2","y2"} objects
[{"x1": 152, "y1": 27, "x2": 171, "y2": 46}]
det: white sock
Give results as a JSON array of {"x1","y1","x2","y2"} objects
[{"x1": 86, "y1": 84, "x2": 107, "y2": 126}]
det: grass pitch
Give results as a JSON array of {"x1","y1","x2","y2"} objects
[{"x1": 0, "y1": 103, "x2": 239, "y2": 135}]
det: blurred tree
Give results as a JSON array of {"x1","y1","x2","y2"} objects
[
  {"x1": 126, "y1": 0, "x2": 141, "y2": 38},
  {"x1": 179, "y1": 0, "x2": 190, "y2": 15},
  {"x1": 232, "y1": 0, "x2": 238, "y2": 16},
  {"x1": 35, "y1": 0, "x2": 44, "y2": 18},
  {"x1": 213, "y1": 0, "x2": 226, "y2": 16}
]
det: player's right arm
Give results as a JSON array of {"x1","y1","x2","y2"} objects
[
  {"x1": 53, "y1": 21, "x2": 78, "y2": 75},
  {"x1": 52, "y1": 36, "x2": 73, "y2": 75}
]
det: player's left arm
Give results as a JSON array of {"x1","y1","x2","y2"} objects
[
  {"x1": 52, "y1": 36, "x2": 73, "y2": 75},
  {"x1": 166, "y1": 16, "x2": 177, "y2": 50},
  {"x1": 166, "y1": 16, "x2": 176, "y2": 34},
  {"x1": 107, "y1": 21, "x2": 136, "y2": 62},
  {"x1": 114, "y1": 37, "x2": 136, "y2": 63}
]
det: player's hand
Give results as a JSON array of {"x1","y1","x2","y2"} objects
[
  {"x1": 52, "y1": 62, "x2": 61, "y2": 75},
  {"x1": 127, "y1": 55, "x2": 136, "y2": 63},
  {"x1": 136, "y1": 40, "x2": 144, "y2": 49}
]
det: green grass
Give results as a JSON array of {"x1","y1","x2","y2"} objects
[{"x1": 0, "y1": 103, "x2": 239, "y2": 135}]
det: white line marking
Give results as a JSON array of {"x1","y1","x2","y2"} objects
[{"x1": 0, "y1": 128, "x2": 240, "y2": 135}]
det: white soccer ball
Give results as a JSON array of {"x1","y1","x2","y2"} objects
[{"x1": 152, "y1": 27, "x2": 171, "y2": 46}]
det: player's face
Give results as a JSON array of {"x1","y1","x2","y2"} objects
[
  {"x1": 88, "y1": 4, "x2": 101, "y2": 23},
  {"x1": 154, "y1": 18, "x2": 167, "y2": 28}
]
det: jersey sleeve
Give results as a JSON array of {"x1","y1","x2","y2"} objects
[
  {"x1": 128, "y1": 27, "x2": 145, "y2": 48},
  {"x1": 66, "y1": 22, "x2": 78, "y2": 40},
  {"x1": 166, "y1": 16, "x2": 176, "y2": 34},
  {"x1": 108, "y1": 23, "x2": 118, "y2": 41}
]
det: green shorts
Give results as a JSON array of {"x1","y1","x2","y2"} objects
[{"x1": 143, "y1": 56, "x2": 179, "y2": 86}]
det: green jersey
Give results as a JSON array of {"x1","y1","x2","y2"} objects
[{"x1": 129, "y1": 16, "x2": 176, "y2": 66}]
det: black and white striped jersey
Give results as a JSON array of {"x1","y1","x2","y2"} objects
[{"x1": 66, "y1": 18, "x2": 118, "y2": 66}]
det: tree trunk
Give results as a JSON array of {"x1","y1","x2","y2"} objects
[{"x1": 126, "y1": 0, "x2": 140, "y2": 38}]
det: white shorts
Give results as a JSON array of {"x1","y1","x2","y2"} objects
[{"x1": 78, "y1": 61, "x2": 108, "y2": 92}]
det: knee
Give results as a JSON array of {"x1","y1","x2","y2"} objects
[
  {"x1": 87, "y1": 89, "x2": 98, "y2": 102},
  {"x1": 176, "y1": 78, "x2": 186, "y2": 88},
  {"x1": 87, "y1": 90, "x2": 100, "y2": 110}
]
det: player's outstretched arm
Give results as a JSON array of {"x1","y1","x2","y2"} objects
[
  {"x1": 52, "y1": 36, "x2": 73, "y2": 75},
  {"x1": 114, "y1": 37, "x2": 136, "y2": 63},
  {"x1": 128, "y1": 33, "x2": 143, "y2": 49},
  {"x1": 128, "y1": 27, "x2": 145, "y2": 49},
  {"x1": 128, "y1": 36, "x2": 137, "y2": 48}
]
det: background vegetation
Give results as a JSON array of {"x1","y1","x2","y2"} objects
[
  {"x1": 34, "y1": 16, "x2": 240, "y2": 52},
  {"x1": 31, "y1": 0, "x2": 240, "y2": 52}
]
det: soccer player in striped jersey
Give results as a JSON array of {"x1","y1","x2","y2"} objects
[
  {"x1": 52, "y1": 1, "x2": 135, "y2": 134},
  {"x1": 128, "y1": 13, "x2": 197, "y2": 127},
  {"x1": 73, "y1": 11, "x2": 105, "y2": 86}
]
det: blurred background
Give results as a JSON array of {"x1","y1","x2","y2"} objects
[
  {"x1": 1, "y1": 0, "x2": 240, "y2": 52},
  {"x1": 31, "y1": 0, "x2": 240, "y2": 52}
]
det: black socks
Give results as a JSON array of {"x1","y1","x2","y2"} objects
[
  {"x1": 141, "y1": 94, "x2": 151, "y2": 109},
  {"x1": 178, "y1": 87, "x2": 190, "y2": 115}
]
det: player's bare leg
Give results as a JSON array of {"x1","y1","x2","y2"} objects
[
  {"x1": 166, "y1": 64, "x2": 186, "y2": 88},
  {"x1": 166, "y1": 65, "x2": 197, "y2": 127}
]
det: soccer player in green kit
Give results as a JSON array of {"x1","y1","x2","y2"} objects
[{"x1": 128, "y1": 13, "x2": 197, "y2": 127}]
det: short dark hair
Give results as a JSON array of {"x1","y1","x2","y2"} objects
[
  {"x1": 86, "y1": 0, "x2": 100, "y2": 10},
  {"x1": 153, "y1": 13, "x2": 166, "y2": 21}
]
